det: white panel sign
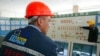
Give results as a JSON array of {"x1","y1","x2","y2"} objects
[{"x1": 47, "y1": 16, "x2": 96, "y2": 41}]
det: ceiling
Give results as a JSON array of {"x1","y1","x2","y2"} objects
[{"x1": 0, "y1": 0, "x2": 100, "y2": 17}]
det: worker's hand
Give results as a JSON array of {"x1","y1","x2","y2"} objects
[
  {"x1": 78, "y1": 26, "x2": 82, "y2": 28},
  {"x1": 87, "y1": 21, "x2": 89, "y2": 23}
]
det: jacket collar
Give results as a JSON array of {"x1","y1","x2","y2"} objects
[{"x1": 28, "y1": 24, "x2": 41, "y2": 32}]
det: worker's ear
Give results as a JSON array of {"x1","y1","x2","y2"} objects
[{"x1": 37, "y1": 17, "x2": 43, "y2": 26}]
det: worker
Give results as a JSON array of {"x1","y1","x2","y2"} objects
[
  {"x1": 81, "y1": 19, "x2": 98, "y2": 43},
  {"x1": 0, "y1": 1, "x2": 57, "y2": 56}
]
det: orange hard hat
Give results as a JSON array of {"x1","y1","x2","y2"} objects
[{"x1": 25, "y1": 1, "x2": 54, "y2": 18}]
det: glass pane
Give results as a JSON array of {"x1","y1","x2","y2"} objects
[
  {"x1": 72, "y1": 43, "x2": 97, "y2": 56},
  {"x1": 26, "y1": 21, "x2": 28, "y2": 25},
  {"x1": 97, "y1": 15, "x2": 100, "y2": 23},
  {"x1": 6, "y1": 26, "x2": 10, "y2": 30},
  {"x1": 21, "y1": 21, "x2": 26, "y2": 25},
  {"x1": 55, "y1": 41, "x2": 68, "y2": 56},
  {"x1": 11, "y1": 21, "x2": 16, "y2": 25},
  {"x1": 0, "y1": 20, "x2": 5, "y2": 25},
  {"x1": 16, "y1": 26, "x2": 20, "y2": 29},
  {"x1": 11, "y1": 26, "x2": 16, "y2": 30},
  {"x1": 21, "y1": 20, "x2": 28, "y2": 25},
  {"x1": 15, "y1": 21, "x2": 20, "y2": 25},
  {"x1": 1, "y1": 26, "x2": 6, "y2": 30},
  {"x1": 6, "y1": 20, "x2": 10, "y2": 25},
  {"x1": 21, "y1": 26, "x2": 26, "y2": 28}
]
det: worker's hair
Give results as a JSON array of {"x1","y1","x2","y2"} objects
[
  {"x1": 28, "y1": 16, "x2": 47, "y2": 25},
  {"x1": 28, "y1": 16, "x2": 38, "y2": 25}
]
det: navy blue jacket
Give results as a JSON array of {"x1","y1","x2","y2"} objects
[
  {"x1": 0, "y1": 25, "x2": 57, "y2": 56},
  {"x1": 82, "y1": 27, "x2": 98, "y2": 42}
]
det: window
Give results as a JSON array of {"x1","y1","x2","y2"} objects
[
  {"x1": 1, "y1": 26, "x2": 6, "y2": 30},
  {"x1": 6, "y1": 20, "x2": 10, "y2": 25},
  {"x1": 0, "y1": 20, "x2": 5, "y2": 25}
]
